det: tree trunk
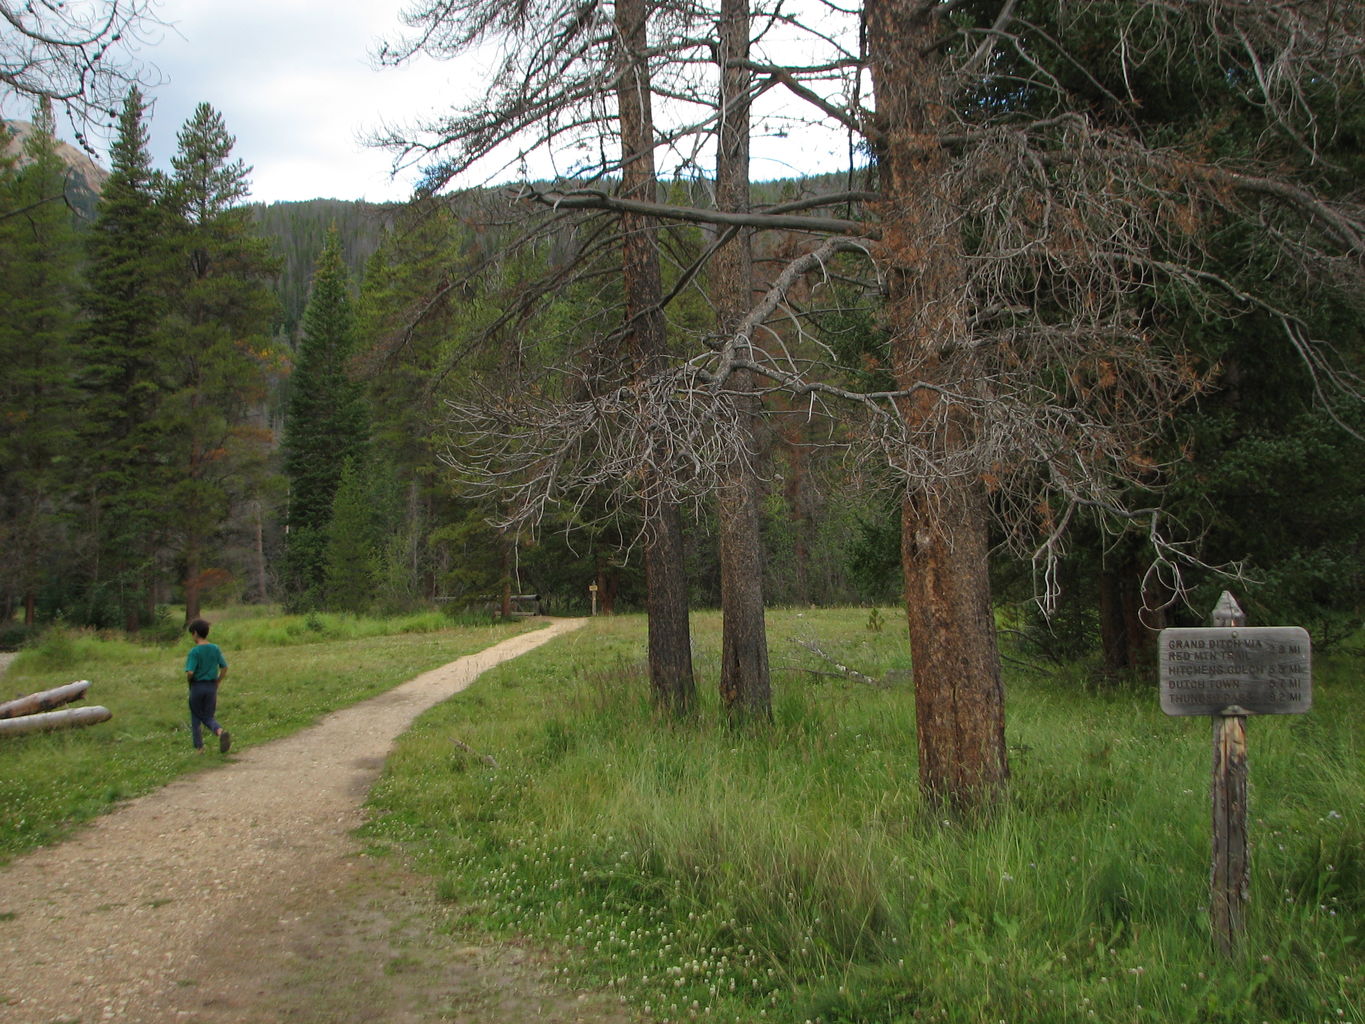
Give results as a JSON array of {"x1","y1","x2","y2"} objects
[
  {"x1": 184, "y1": 533, "x2": 202, "y2": 624},
  {"x1": 718, "y1": 473, "x2": 770, "y2": 718},
  {"x1": 594, "y1": 559, "x2": 619, "y2": 615},
  {"x1": 1100, "y1": 555, "x2": 1163, "y2": 678},
  {"x1": 616, "y1": 0, "x2": 694, "y2": 712},
  {"x1": 902, "y1": 483, "x2": 1008, "y2": 811},
  {"x1": 0, "y1": 680, "x2": 91, "y2": 719},
  {"x1": 1134, "y1": 563, "x2": 1169, "y2": 669},
  {"x1": 0, "y1": 705, "x2": 112, "y2": 737},
  {"x1": 1098, "y1": 568, "x2": 1125, "y2": 675},
  {"x1": 253, "y1": 498, "x2": 269, "y2": 603},
  {"x1": 499, "y1": 528, "x2": 513, "y2": 620},
  {"x1": 868, "y1": 0, "x2": 1008, "y2": 812},
  {"x1": 715, "y1": 0, "x2": 771, "y2": 721},
  {"x1": 645, "y1": 498, "x2": 695, "y2": 714}
]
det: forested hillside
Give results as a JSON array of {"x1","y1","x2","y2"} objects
[
  {"x1": 0, "y1": 108, "x2": 884, "y2": 639},
  {"x1": 3, "y1": 0, "x2": 1363, "y2": 740},
  {"x1": 250, "y1": 199, "x2": 394, "y2": 341}
]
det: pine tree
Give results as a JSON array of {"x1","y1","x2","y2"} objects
[
  {"x1": 282, "y1": 227, "x2": 369, "y2": 607},
  {"x1": 354, "y1": 210, "x2": 472, "y2": 609},
  {"x1": 77, "y1": 87, "x2": 174, "y2": 629},
  {"x1": 168, "y1": 104, "x2": 250, "y2": 229},
  {"x1": 160, "y1": 103, "x2": 281, "y2": 621},
  {"x1": 323, "y1": 459, "x2": 379, "y2": 613},
  {"x1": 0, "y1": 101, "x2": 81, "y2": 623}
]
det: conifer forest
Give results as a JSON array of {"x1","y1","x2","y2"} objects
[{"x1": 3, "y1": 1, "x2": 1364, "y2": 809}]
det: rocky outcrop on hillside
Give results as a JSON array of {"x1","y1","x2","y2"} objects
[{"x1": 2, "y1": 119, "x2": 109, "y2": 219}]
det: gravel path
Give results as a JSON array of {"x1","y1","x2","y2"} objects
[{"x1": 0, "y1": 619, "x2": 636, "y2": 1024}]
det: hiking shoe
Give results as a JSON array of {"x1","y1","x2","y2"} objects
[{"x1": 219, "y1": 730, "x2": 232, "y2": 754}]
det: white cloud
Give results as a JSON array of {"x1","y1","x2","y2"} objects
[
  {"x1": 7, "y1": 0, "x2": 861, "y2": 204},
  {"x1": 127, "y1": 0, "x2": 471, "y2": 203}
]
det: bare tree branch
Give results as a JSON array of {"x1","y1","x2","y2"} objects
[
  {"x1": 1, "y1": 0, "x2": 159, "y2": 135},
  {"x1": 522, "y1": 184, "x2": 869, "y2": 233}
]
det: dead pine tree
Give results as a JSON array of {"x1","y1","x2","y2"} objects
[
  {"x1": 384, "y1": 0, "x2": 1365, "y2": 815},
  {"x1": 615, "y1": 0, "x2": 697, "y2": 713},
  {"x1": 377, "y1": 0, "x2": 710, "y2": 712},
  {"x1": 713, "y1": 0, "x2": 771, "y2": 723},
  {"x1": 719, "y1": 0, "x2": 1362, "y2": 813},
  {"x1": 864, "y1": 0, "x2": 1008, "y2": 809}
]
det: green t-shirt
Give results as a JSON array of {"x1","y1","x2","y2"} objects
[{"x1": 185, "y1": 642, "x2": 227, "y2": 683}]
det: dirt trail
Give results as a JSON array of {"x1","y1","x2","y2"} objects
[{"x1": 0, "y1": 619, "x2": 637, "y2": 1024}]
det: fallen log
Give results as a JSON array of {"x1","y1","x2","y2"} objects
[
  {"x1": 788, "y1": 638, "x2": 887, "y2": 688},
  {"x1": 0, "y1": 705, "x2": 111, "y2": 737},
  {"x1": 452, "y1": 738, "x2": 499, "y2": 767},
  {"x1": 0, "y1": 680, "x2": 91, "y2": 720}
]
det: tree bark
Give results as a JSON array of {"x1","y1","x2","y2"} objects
[
  {"x1": 902, "y1": 483, "x2": 1008, "y2": 811},
  {"x1": 0, "y1": 680, "x2": 91, "y2": 720},
  {"x1": 1098, "y1": 568, "x2": 1127, "y2": 675},
  {"x1": 1101, "y1": 556, "x2": 1161, "y2": 678},
  {"x1": 499, "y1": 528, "x2": 513, "y2": 620},
  {"x1": 253, "y1": 498, "x2": 269, "y2": 604},
  {"x1": 616, "y1": 0, "x2": 695, "y2": 712},
  {"x1": 868, "y1": 0, "x2": 1008, "y2": 812},
  {"x1": 715, "y1": 0, "x2": 771, "y2": 722},
  {"x1": 594, "y1": 559, "x2": 619, "y2": 615},
  {"x1": 0, "y1": 705, "x2": 112, "y2": 737},
  {"x1": 183, "y1": 532, "x2": 202, "y2": 624},
  {"x1": 644, "y1": 498, "x2": 695, "y2": 714}
]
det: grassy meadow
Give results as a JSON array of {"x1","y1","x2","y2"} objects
[
  {"x1": 0, "y1": 607, "x2": 533, "y2": 860},
  {"x1": 1, "y1": 606, "x2": 1359, "y2": 1022},
  {"x1": 362, "y1": 608, "x2": 1363, "y2": 1024}
]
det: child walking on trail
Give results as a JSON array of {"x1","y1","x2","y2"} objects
[{"x1": 185, "y1": 618, "x2": 231, "y2": 754}]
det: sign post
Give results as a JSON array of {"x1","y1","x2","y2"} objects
[
  {"x1": 588, "y1": 582, "x2": 599, "y2": 617},
  {"x1": 1158, "y1": 592, "x2": 1312, "y2": 957}
]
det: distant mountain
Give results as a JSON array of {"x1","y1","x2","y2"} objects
[{"x1": 2, "y1": 119, "x2": 109, "y2": 220}]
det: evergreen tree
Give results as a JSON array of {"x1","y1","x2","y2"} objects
[
  {"x1": 281, "y1": 227, "x2": 369, "y2": 607},
  {"x1": 323, "y1": 459, "x2": 379, "y2": 613},
  {"x1": 354, "y1": 208, "x2": 476, "y2": 609},
  {"x1": 0, "y1": 101, "x2": 81, "y2": 623},
  {"x1": 77, "y1": 87, "x2": 173, "y2": 629},
  {"x1": 167, "y1": 103, "x2": 251, "y2": 229},
  {"x1": 160, "y1": 103, "x2": 281, "y2": 621}
]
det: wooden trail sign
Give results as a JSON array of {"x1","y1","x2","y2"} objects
[
  {"x1": 1159, "y1": 627, "x2": 1311, "y2": 716},
  {"x1": 1158, "y1": 592, "x2": 1313, "y2": 958}
]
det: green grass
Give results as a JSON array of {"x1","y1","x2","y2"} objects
[
  {"x1": 363, "y1": 609, "x2": 1364, "y2": 1024},
  {"x1": 0, "y1": 609, "x2": 535, "y2": 862}
]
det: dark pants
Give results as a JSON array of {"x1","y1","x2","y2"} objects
[{"x1": 188, "y1": 681, "x2": 221, "y2": 749}]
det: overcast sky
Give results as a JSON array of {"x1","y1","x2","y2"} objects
[
  {"x1": 8, "y1": 0, "x2": 860, "y2": 205},
  {"x1": 122, "y1": 0, "x2": 463, "y2": 204}
]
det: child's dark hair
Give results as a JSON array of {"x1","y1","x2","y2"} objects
[{"x1": 188, "y1": 618, "x2": 211, "y2": 639}]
